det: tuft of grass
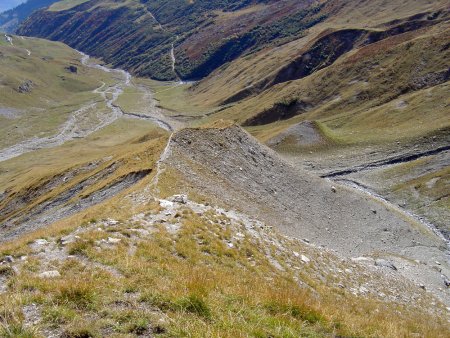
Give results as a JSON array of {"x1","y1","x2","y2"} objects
[
  {"x1": 125, "y1": 318, "x2": 149, "y2": 335},
  {"x1": 61, "y1": 325, "x2": 98, "y2": 338},
  {"x1": 42, "y1": 306, "x2": 78, "y2": 327},
  {"x1": 0, "y1": 322, "x2": 39, "y2": 338},
  {"x1": 177, "y1": 294, "x2": 211, "y2": 319},
  {"x1": 53, "y1": 280, "x2": 98, "y2": 310},
  {"x1": 0, "y1": 265, "x2": 15, "y2": 277}
]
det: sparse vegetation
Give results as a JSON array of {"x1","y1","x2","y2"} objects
[
  {"x1": 0, "y1": 0, "x2": 449, "y2": 337},
  {"x1": 1, "y1": 200, "x2": 448, "y2": 337}
]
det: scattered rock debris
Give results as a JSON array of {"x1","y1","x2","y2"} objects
[{"x1": 17, "y1": 80, "x2": 34, "y2": 93}]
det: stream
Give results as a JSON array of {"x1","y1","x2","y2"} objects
[{"x1": 0, "y1": 51, "x2": 174, "y2": 162}]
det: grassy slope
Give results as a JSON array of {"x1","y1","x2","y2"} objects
[
  {"x1": 191, "y1": 0, "x2": 448, "y2": 103},
  {"x1": 0, "y1": 176, "x2": 448, "y2": 337},
  {"x1": 164, "y1": 0, "x2": 449, "y2": 148},
  {"x1": 48, "y1": 0, "x2": 89, "y2": 11}
]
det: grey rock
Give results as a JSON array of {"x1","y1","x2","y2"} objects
[
  {"x1": 375, "y1": 259, "x2": 397, "y2": 271},
  {"x1": 444, "y1": 277, "x2": 450, "y2": 288},
  {"x1": 17, "y1": 80, "x2": 34, "y2": 93},
  {"x1": 301, "y1": 255, "x2": 310, "y2": 263},
  {"x1": 34, "y1": 239, "x2": 48, "y2": 246},
  {"x1": 66, "y1": 65, "x2": 78, "y2": 73},
  {"x1": 108, "y1": 237, "x2": 122, "y2": 244},
  {"x1": 2, "y1": 256, "x2": 14, "y2": 263},
  {"x1": 172, "y1": 194, "x2": 188, "y2": 204},
  {"x1": 39, "y1": 270, "x2": 61, "y2": 279}
]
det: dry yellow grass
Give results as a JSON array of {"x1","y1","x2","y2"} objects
[{"x1": 1, "y1": 200, "x2": 448, "y2": 337}]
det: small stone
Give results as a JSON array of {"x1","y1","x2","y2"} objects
[
  {"x1": 60, "y1": 235, "x2": 75, "y2": 246},
  {"x1": 171, "y1": 194, "x2": 188, "y2": 204},
  {"x1": 301, "y1": 255, "x2": 310, "y2": 263},
  {"x1": 34, "y1": 239, "x2": 48, "y2": 246},
  {"x1": 371, "y1": 209, "x2": 377, "y2": 214},
  {"x1": 293, "y1": 251, "x2": 300, "y2": 257},
  {"x1": 331, "y1": 186, "x2": 337, "y2": 193},
  {"x1": 303, "y1": 238, "x2": 310, "y2": 243},
  {"x1": 39, "y1": 270, "x2": 61, "y2": 279},
  {"x1": 359, "y1": 286, "x2": 368, "y2": 294},
  {"x1": 108, "y1": 237, "x2": 122, "y2": 244},
  {"x1": 419, "y1": 284, "x2": 426, "y2": 290},
  {"x1": 444, "y1": 278, "x2": 450, "y2": 288},
  {"x1": 17, "y1": 80, "x2": 34, "y2": 93},
  {"x1": 159, "y1": 199, "x2": 174, "y2": 208},
  {"x1": 3, "y1": 256, "x2": 14, "y2": 263},
  {"x1": 375, "y1": 259, "x2": 397, "y2": 271}
]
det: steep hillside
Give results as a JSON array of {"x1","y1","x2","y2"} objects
[
  {"x1": 0, "y1": 1, "x2": 26, "y2": 13},
  {"x1": 1, "y1": 0, "x2": 449, "y2": 335},
  {"x1": 17, "y1": 0, "x2": 329, "y2": 80},
  {"x1": 0, "y1": 125, "x2": 449, "y2": 337},
  {"x1": 154, "y1": 124, "x2": 450, "y2": 302},
  {"x1": 0, "y1": 0, "x2": 59, "y2": 33},
  {"x1": 148, "y1": 0, "x2": 449, "y2": 241}
]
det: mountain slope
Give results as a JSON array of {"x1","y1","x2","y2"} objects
[
  {"x1": 0, "y1": 0, "x2": 59, "y2": 33},
  {"x1": 155, "y1": 124, "x2": 450, "y2": 303},
  {"x1": 0, "y1": 1, "x2": 26, "y2": 13},
  {"x1": 0, "y1": 125, "x2": 449, "y2": 337},
  {"x1": 17, "y1": 0, "x2": 329, "y2": 80},
  {"x1": 0, "y1": 0, "x2": 449, "y2": 335}
]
